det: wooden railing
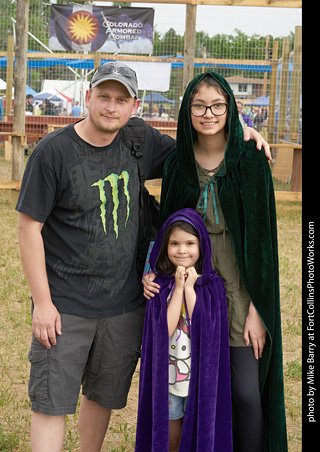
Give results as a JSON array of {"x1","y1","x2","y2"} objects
[{"x1": 1, "y1": 118, "x2": 301, "y2": 201}]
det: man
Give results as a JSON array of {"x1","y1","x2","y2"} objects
[
  {"x1": 16, "y1": 62, "x2": 270, "y2": 452},
  {"x1": 71, "y1": 100, "x2": 82, "y2": 117},
  {"x1": 26, "y1": 94, "x2": 34, "y2": 113},
  {"x1": 237, "y1": 100, "x2": 253, "y2": 128}
]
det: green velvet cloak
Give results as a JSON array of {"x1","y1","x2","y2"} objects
[{"x1": 159, "y1": 71, "x2": 287, "y2": 451}]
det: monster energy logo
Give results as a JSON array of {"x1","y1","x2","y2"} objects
[{"x1": 91, "y1": 171, "x2": 130, "y2": 238}]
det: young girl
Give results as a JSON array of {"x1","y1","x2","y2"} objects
[
  {"x1": 144, "y1": 72, "x2": 288, "y2": 452},
  {"x1": 135, "y1": 208, "x2": 232, "y2": 452}
]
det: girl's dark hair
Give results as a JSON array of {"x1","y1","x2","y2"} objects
[
  {"x1": 190, "y1": 74, "x2": 230, "y2": 134},
  {"x1": 155, "y1": 221, "x2": 203, "y2": 275},
  {"x1": 191, "y1": 74, "x2": 230, "y2": 104}
]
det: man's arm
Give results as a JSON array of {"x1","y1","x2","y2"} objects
[
  {"x1": 145, "y1": 122, "x2": 271, "y2": 181},
  {"x1": 18, "y1": 213, "x2": 61, "y2": 349},
  {"x1": 144, "y1": 123, "x2": 176, "y2": 180}
]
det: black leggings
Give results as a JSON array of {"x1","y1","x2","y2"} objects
[{"x1": 230, "y1": 347, "x2": 264, "y2": 452}]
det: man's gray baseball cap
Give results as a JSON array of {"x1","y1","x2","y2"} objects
[{"x1": 90, "y1": 62, "x2": 138, "y2": 98}]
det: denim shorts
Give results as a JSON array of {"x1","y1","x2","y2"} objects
[
  {"x1": 28, "y1": 304, "x2": 145, "y2": 416},
  {"x1": 168, "y1": 392, "x2": 188, "y2": 420}
]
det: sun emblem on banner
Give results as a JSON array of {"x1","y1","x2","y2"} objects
[{"x1": 65, "y1": 11, "x2": 99, "y2": 45}]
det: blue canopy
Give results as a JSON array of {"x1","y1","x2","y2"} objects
[
  {"x1": 26, "y1": 85, "x2": 38, "y2": 96},
  {"x1": 247, "y1": 95, "x2": 269, "y2": 106},
  {"x1": 34, "y1": 92, "x2": 61, "y2": 102},
  {"x1": 144, "y1": 92, "x2": 174, "y2": 103}
]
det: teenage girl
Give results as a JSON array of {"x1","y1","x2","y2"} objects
[{"x1": 143, "y1": 72, "x2": 288, "y2": 452}]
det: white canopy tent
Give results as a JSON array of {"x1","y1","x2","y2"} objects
[
  {"x1": 0, "y1": 78, "x2": 7, "y2": 90},
  {"x1": 35, "y1": 85, "x2": 73, "y2": 114},
  {"x1": 42, "y1": 80, "x2": 89, "y2": 107}
]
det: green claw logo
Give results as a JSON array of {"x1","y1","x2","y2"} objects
[{"x1": 91, "y1": 171, "x2": 130, "y2": 238}]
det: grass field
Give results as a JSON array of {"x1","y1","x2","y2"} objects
[{"x1": 0, "y1": 161, "x2": 302, "y2": 451}]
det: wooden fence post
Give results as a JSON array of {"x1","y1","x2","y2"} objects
[
  {"x1": 268, "y1": 40, "x2": 278, "y2": 145},
  {"x1": 182, "y1": 5, "x2": 197, "y2": 92},
  {"x1": 5, "y1": 36, "x2": 14, "y2": 118},
  {"x1": 277, "y1": 37, "x2": 290, "y2": 143},
  {"x1": 12, "y1": 0, "x2": 29, "y2": 182},
  {"x1": 4, "y1": 35, "x2": 14, "y2": 161},
  {"x1": 94, "y1": 52, "x2": 101, "y2": 70},
  {"x1": 290, "y1": 26, "x2": 302, "y2": 143}
]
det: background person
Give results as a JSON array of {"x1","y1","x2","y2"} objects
[
  {"x1": 26, "y1": 94, "x2": 34, "y2": 114},
  {"x1": 71, "y1": 100, "x2": 82, "y2": 117},
  {"x1": 40, "y1": 98, "x2": 57, "y2": 116},
  {"x1": 237, "y1": 100, "x2": 253, "y2": 127}
]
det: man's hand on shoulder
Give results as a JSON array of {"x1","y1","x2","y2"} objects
[{"x1": 243, "y1": 127, "x2": 271, "y2": 161}]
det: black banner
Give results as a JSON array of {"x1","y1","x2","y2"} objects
[{"x1": 49, "y1": 5, "x2": 154, "y2": 54}]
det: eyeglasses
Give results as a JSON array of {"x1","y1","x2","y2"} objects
[{"x1": 190, "y1": 103, "x2": 228, "y2": 117}]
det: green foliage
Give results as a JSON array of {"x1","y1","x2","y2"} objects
[{"x1": 153, "y1": 26, "x2": 288, "y2": 63}]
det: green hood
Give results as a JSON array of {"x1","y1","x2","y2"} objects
[{"x1": 175, "y1": 71, "x2": 244, "y2": 186}]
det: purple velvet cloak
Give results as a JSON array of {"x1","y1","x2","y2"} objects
[{"x1": 135, "y1": 208, "x2": 232, "y2": 452}]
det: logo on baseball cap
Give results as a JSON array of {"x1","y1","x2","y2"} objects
[{"x1": 90, "y1": 62, "x2": 138, "y2": 98}]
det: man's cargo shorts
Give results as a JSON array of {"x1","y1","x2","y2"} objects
[{"x1": 28, "y1": 303, "x2": 146, "y2": 416}]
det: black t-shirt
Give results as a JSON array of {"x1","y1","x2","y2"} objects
[{"x1": 16, "y1": 121, "x2": 175, "y2": 318}]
